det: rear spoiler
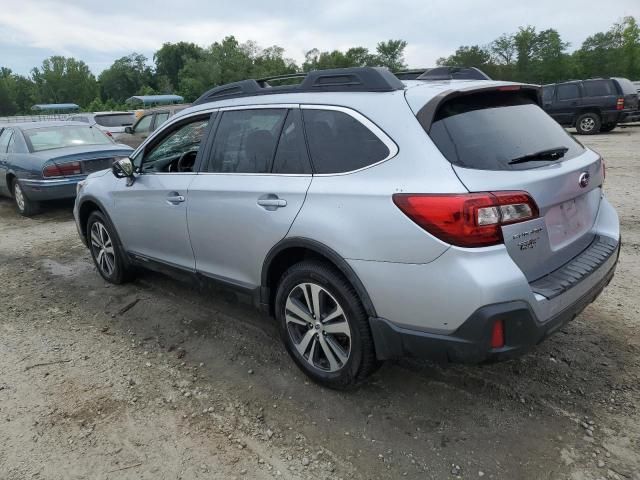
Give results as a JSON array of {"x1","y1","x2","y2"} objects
[{"x1": 416, "y1": 83, "x2": 542, "y2": 132}]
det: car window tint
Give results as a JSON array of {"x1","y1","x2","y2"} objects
[
  {"x1": 557, "y1": 84, "x2": 580, "y2": 100},
  {"x1": 142, "y1": 118, "x2": 209, "y2": 173},
  {"x1": 542, "y1": 86, "x2": 554, "y2": 101},
  {"x1": 95, "y1": 114, "x2": 134, "y2": 127},
  {"x1": 0, "y1": 129, "x2": 11, "y2": 153},
  {"x1": 154, "y1": 112, "x2": 170, "y2": 129},
  {"x1": 134, "y1": 115, "x2": 153, "y2": 133},
  {"x1": 207, "y1": 109, "x2": 287, "y2": 173},
  {"x1": 6, "y1": 132, "x2": 15, "y2": 153},
  {"x1": 583, "y1": 80, "x2": 615, "y2": 97},
  {"x1": 303, "y1": 109, "x2": 389, "y2": 174},
  {"x1": 272, "y1": 110, "x2": 311, "y2": 174}
]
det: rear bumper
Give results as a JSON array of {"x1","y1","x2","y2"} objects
[
  {"x1": 20, "y1": 177, "x2": 82, "y2": 201},
  {"x1": 620, "y1": 111, "x2": 640, "y2": 123},
  {"x1": 370, "y1": 235, "x2": 619, "y2": 363}
]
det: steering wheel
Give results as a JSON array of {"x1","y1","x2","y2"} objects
[{"x1": 177, "y1": 150, "x2": 197, "y2": 172}]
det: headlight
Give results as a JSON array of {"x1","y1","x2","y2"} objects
[{"x1": 76, "y1": 180, "x2": 87, "y2": 195}]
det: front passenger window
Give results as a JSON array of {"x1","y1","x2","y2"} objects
[
  {"x1": 134, "y1": 115, "x2": 153, "y2": 134},
  {"x1": 141, "y1": 117, "x2": 210, "y2": 173},
  {"x1": 207, "y1": 109, "x2": 287, "y2": 173}
]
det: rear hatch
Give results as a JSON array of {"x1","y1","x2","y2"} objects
[
  {"x1": 409, "y1": 86, "x2": 604, "y2": 282},
  {"x1": 614, "y1": 77, "x2": 639, "y2": 112}
]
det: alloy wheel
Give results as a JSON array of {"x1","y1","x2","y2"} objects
[
  {"x1": 14, "y1": 183, "x2": 25, "y2": 212},
  {"x1": 580, "y1": 117, "x2": 596, "y2": 132},
  {"x1": 90, "y1": 221, "x2": 115, "y2": 277},
  {"x1": 285, "y1": 282, "x2": 352, "y2": 372}
]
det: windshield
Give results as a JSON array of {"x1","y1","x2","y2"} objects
[
  {"x1": 24, "y1": 125, "x2": 113, "y2": 152},
  {"x1": 428, "y1": 91, "x2": 585, "y2": 171},
  {"x1": 95, "y1": 113, "x2": 135, "y2": 128}
]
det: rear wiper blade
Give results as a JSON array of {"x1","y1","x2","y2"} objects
[{"x1": 508, "y1": 147, "x2": 569, "y2": 165}]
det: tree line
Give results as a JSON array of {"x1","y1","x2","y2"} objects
[{"x1": 0, "y1": 16, "x2": 638, "y2": 115}]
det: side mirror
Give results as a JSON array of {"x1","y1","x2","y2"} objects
[
  {"x1": 112, "y1": 157, "x2": 135, "y2": 179},
  {"x1": 124, "y1": 126, "x2": 133, "y2": 134}
]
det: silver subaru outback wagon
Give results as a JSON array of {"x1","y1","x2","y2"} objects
[{"x1": 74, "y1": 67, "x2": 620, "y2": 389}]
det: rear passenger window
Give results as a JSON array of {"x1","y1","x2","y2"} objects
[
  {"x1": 207, "y1": 109, "x2": 286, "y2": 173},
  {"x1": 542, "y1": 86, "x2": 554, "y2": 102},
  {"x1": 303, "y1": 109, "x2": 389, "y2": 174},
  {"x1": 557, "y1": 84, "x2": 580, "y2": 100},
  {"x1": 583, "y1": 80, "x2": 615, "y2": 97},
  {"x1": 272, "y1": 110, "x2": 311, "y2": 174}
]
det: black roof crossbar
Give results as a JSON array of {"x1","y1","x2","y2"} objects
[
  {"x1": 193, "y1": 67, "x2": 405, "y2": 105},
  {"x1": 395, "y1": 67, "x2": 492, "y2": 81}
]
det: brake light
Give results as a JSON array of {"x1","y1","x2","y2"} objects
[
  {"x1": 392, "y1": 191, "x2": 539, "y2": 248},
  {"x1": 42, "y1": 161, "x2": 82, "y2": 177},
  {"x1": 497, "y1": 85, "x2": 521, "y2": 91},
  {"x1": 490, "y1": 319, "x2": 505, "y2": 349},
  {"x1": 616, "y1": 97, "x2": 624, "y2": 110}
]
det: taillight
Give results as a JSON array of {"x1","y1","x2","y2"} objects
[
  {"x1": 106, "y1": 131, "x2": 113, "y2": 137},
  {"x1": 392, "y1": 191, "x2": 539, "y2": 248},
  {"x1": 490, "y1": 319, "x2": 505, "y2": 349},
  {"x1": 616, "y1": 97, "x2": 624, "y2": 110},
  {"x1": 42, "y1": 161, "x2": 82, "y2": 177}
]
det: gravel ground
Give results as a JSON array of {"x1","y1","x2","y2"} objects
[{"x1": 1, "y1": 126, "x2": 639, "y2": 480}]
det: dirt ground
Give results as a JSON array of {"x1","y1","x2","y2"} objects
[{"x1": 1, "y1": 126, "x2": 639, "y2": 480}]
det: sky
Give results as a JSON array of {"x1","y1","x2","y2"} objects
[{"x1": 0, "y1": 0, "x2": 638, "y2": 76}]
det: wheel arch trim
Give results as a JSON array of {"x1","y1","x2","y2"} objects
[{"x1": 261, "y1": 237, "x2": 377, "y2": 318}]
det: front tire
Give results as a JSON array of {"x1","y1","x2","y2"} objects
[
  {"x1": 87, "y1": 211, "x2": 134, "y2": 284},
  {"x1": 275, "y1": 261, "x2": 379, "y2": 389},
  {"x1": 12, "y1": 179, "x2": 40, "y2": 217},
  {"x1": 575, "y1": 112, "x2": 601, "y2": 135}
]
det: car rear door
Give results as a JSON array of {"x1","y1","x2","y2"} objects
[
  {"x1": 110, "y1": 113, "x2": 215, "y2": 270},
  {"x1": 552, "y1": 82, "x2": 582, "y2": 125},
  {"x1": 187, "y1": 106, "x2": 312, "y2": 288}
]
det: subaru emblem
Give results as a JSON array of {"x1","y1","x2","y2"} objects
[{"x1": 578, "y1": 172, "x2": 590, "y2": 188}]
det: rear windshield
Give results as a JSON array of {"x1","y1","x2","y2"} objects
[
  {"x1": 24, "y1": 126, "x2": 113, "y2": 152},
  {"x1": 95, "y1": 113, "x2": 135, "y2": 127},
  {"x1": 428, "y1": 91, "x2": 585, "y2": 171},
  {"x1": 614, "y1": 78, "x2": 638, "y2": 95}
]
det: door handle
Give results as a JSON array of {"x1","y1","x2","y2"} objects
[
  {"x1": 166, "y1": 192, "x2": 185, "y2": 204},
  {"x1": 257, "y1": 195, "x2": 287, "y2": 210}
]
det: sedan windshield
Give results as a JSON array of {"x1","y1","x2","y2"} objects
[{"x1": 24, "y1": 125, "x2": 113, "y2": 152}]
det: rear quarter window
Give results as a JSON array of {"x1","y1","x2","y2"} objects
[
  {"x1": 302, "y1": 109, "x2": 389, "y2": 174},
  {"x1": 583, "y1": 80, "x2": 615, "y2": 97},
  {"x1": 427, "y1": 91, "x2": 585, "y2": 171}
]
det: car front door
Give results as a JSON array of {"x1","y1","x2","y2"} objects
[
  {"x1": 121, "y1": 114, "x2": 154, "y2": 148},
  {"x1": 0, "y1": 129, "x2": 13, "y2": 196},
  {"x1": 187, "y1": 106, "x2": 313, "y2": 288},
  {"x1": 110, "y1": 113, "x2": 215, "y2": 270}
]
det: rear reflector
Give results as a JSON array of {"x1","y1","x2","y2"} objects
[
  {"x1": 392, "y1": 191, "x2": 539, "y2": 247},
  {"x1": 43, "y1": 161, "x2": 82, "y2": 178},
  {"x1": 490, "y1": 319, "x2": 505, "y2": 349},
  {"x1": 616, "y1": 98, "x2": 624, "y2": 110}
]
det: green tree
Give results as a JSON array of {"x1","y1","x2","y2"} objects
[
  {"x1": 532, "y1": 29, "x2": 570, "y2": 83},
  {"x1": 31, "y1": 56, "x2": 98, "y2": 107},
  {"x1": 98, "y1": 53, "x2": 153, "y2": 103},
  {"x1": 154, "y1": 42, "x2": 204, "y2": 92},
  {"x1": 374, "y1": 40, "x2": 407, "y2": 71}
]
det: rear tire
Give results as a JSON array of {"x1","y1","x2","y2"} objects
[
  {"x1": 87, "y1": 211, "x2": 134, "y2": 284},
  {"x1": 275, "y1": 261, "x2": 379, "y2": 389},
  {"x1": 12, "y1": 179, "x2": 40, "y2": 217},
  {"x1": 600, "y1": 123, "x2": 617, "y2": 133},
  {"x1": 575, "y1": 112, "x2": 601, "y2": 135}
]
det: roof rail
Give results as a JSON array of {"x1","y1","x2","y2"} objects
[
  {"x1": 193, "y1": 67, "x2": 405, "y2": 106},
  {"x1": 395, "y1": 67, "x2": 492, "y2": 81}
]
